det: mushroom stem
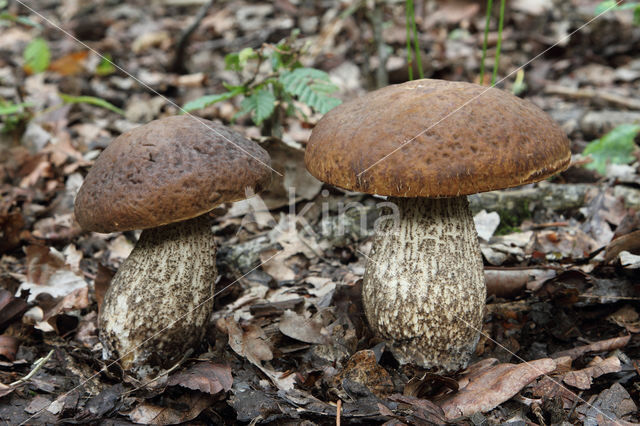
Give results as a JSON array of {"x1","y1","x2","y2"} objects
[
  {"x1": 362, "y1": 196, "x2": 485, "y2": 371},
  {"x1": 99, "y1": 215, "x2": 216, "y2": 377}
]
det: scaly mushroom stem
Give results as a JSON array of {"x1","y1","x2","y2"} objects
[
  {"x1": 99, "y1": 215, "x2": 216, "y2": 378},
  {"x1": 362, "y1": 196, "x2": 485, "y2": 372}
]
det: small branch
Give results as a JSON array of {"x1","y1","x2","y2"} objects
[
  {"x1": 171, "y1": 0, "x2": 215, "y2": 74},
  {"x1": 545, "y1": 84, "x2": 640, "y2": 110},
  {"x1": 10, "y1": 349, "x2": 54, "y2": 387}
]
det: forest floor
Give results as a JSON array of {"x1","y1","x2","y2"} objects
[{"x1": 1, "y1": 0, "x2": 640, "y2": 424}]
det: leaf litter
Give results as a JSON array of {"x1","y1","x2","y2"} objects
[{"x1": 0, "y1": 0, "x2": 640, "y2": 424}]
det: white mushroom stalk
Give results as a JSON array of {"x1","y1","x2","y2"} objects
[
  {"x1": 100, "y1": 215, "x2": 216, "y2": 378},
  {"x1": 362, "y1": 196, "x2": 485, "y2": 371}
]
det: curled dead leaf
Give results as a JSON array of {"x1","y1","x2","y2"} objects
[
  {"x1": 438, "y1": 358, "x2": 556, "y2": 419},
  {"x1": 167, "y1": 362, "x2": 232, "y2": 395}
]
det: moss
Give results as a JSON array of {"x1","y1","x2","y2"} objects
[{"x1": 494, "y1": 198, "x2": 531, "y2": 236}]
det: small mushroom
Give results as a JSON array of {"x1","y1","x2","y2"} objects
[
  {"x1": 75, "y1": 115, "x2": 271, "y2": 377},
  {"x1": 305, "y1": 79, "x2": 570, "y2": 371}
]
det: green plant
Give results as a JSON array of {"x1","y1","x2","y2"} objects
[
  {"x1": 583, "y1": 124, "x2": 640, "y2": 174},
  {"x1": 23, "y1": 37, "x2": 50, "y2": 74},
  {"x1": 0, "y1": 100, "x2": 32, "y2": 133},
  {"x1": 182, "y1": 32, "x2": 341, "y2": 137},
  {"x1": 596, "y1": 1, "x2": 640, "y2": 25},
  {"x1": 479, "y1": 0, "x2": 506, "y2": 85}
]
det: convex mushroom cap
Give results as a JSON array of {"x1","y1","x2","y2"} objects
[
  {"x1": 305, "y1": 79, "x2": 571, "y2": 372},
  {"x1": 75, "y1": 115, "x2": 271, "y2": 232},
  {"x1": 305, "y1": 78, "x2": 570, "y2": 196},
  {"x1": 74, "y1": 115, "x2": 271, "y2": 376}
]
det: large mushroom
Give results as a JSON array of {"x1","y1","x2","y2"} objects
[
  {"x1": 305, "y1": 79, "x2": 570, "y2": 371},
  {"x1": 75, "y1": 115, "x2": 271, "y2": 376}
]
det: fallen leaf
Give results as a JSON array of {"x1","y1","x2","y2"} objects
[
  {"x1": 127, "y1": 392, "x2": 213, "y2": 425},
  {"x1": 473, "y1": 210, "x2": 500, "y2": 241},
  {"x1": 604, "y1": 230, "x2": 640, "y2": 263},
  {"x1": 0, "y1": 212, "x2": 24, "y2": 253},
  {"x1": 0, "y1": 289, "x2": 29, "y2": 332},
  {"x1": 48, "y1": 51, "x2": 88, "y2": 76},
  {"x1": 619, "y1": 251, "x2": 640, "y2": 269},
  {"x1": 485, "y1": 268, "x2": 556, "y2": 298},
  {"x1": 219, "y1": 317, "x2": 295, "y2": 390},
  {"x1": 551, "y1": 335, "x2": 631, "y2": 360},
  {"x1": 167, "y1": 362, "x2": 233, "y2": 395},
  {"x1": 0, "y1": 335, "x2": 19, "y2": 361},
  {"x1": 438, "y1": 358, "x2": 556, "y2": 419},
  {"x1": 562, "y1": 356, "x2": 621, "y2": 390},
  {"x1": 340, "y1": 350, "x2": 394, "y2": 398},
  {"x1": 278, "y1": 309, "x2": 331, "y2": 344},
  {"x1": 607, "y1": 305, "x2": 640, "y2": 333},
  {"x1": 575, "y1": 383, "x2": 637, "y2": 425},
  {"x1": 24, "y1": 245, "x2": 66, "y2": 285},
  {"x1": 388, "y1": 394, "x2": 447, "y2": 424}
]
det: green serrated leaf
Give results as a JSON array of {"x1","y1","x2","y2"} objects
[
  {"x1": 59, "y1": 94, "x2": 125, "y2": 115},
  {"x1": 240, "y1": 89, "x2": 276, "y2": 125},
  {"x1": 23, "y1": 37, "x2": 50, "y2": 73},
  {"x1": 583, "y1": 123, "x2": 640, "y2": 174},
  {"x1": 182, "y1": 89, "x2": 242, "y2": 112},
  {"x1": 279, "y1": 68, "x2": 341, "y2": 114},
  {"x1": 0, "y1": 102, "x2": 32, "y2": 115},
  {"x1": 634, "y1": 5, "x2": 640, "y2": 25}
]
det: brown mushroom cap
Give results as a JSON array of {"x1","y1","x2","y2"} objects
[
  {"x1": 305, "y1": 79, "x2": 571, "y2": 197},
  {"x1": 75, "y1": 115, "x2": 271, "y2": 233}
]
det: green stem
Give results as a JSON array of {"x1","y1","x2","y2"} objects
[
  {"x1": 405, "y1": 0, "x2": 414, "y2": 80},
  {"x1": 491, "y1": 0, "x2": 506, "y2": 85},
  {"x1": 479, "y1": 0, "x2": 493, "y2": 84}
]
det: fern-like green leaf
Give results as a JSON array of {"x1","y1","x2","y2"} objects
[
  {"x1": 182, "y1": 88, "x2": 242, "y2": 112},
  {"x1": 280, "y1": 68, "x2": 341, "y2": 114},
  {"x1": 583, "y1": 123, "x2": 640, "y2": 175},
  {"x1": 240, "y1": 89, "x2": 276, "y2": 125}
]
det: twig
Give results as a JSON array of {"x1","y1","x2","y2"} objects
[
  {"x1": 545, "y1": 84, "x2": 640, "y2": 110},
  {"x1": 10, "y1": 349, "x2": 54, "y2": 387},
  {"x1": 171, "y1": 0, "x2": 215, "y2": 73},
  {"x1": 336, "y1": 399, "x2": 342, "y2": 426}
]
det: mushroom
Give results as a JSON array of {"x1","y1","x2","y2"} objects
[
  {"x1": 75, "y1": 115, "x2": 271, "y2": 376},
  {"x1": 304, "y1": 79, "x2": 570, "y2": 371}
]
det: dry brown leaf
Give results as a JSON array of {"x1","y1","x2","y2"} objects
[
  {"x1": 485, "y1": 268, "x2": 556, "y2": 298},
  {"x1": 218, "y1": 317, "x2": 295, "y2": 391},
  {"x1": 0, "y1": 383, "x2": 13, "y2": 399},
  {"x1": 48, "y1": 51, "x2": 89, "y2": 76},
  {"x1": 604, "y1": 230, "x2": 640, "y2": 263},
  {"x1": 43, "y1": 286, "x2": 89, "y2": 322},
  {"x1": 0, "y1": 289, "x2": 29, "y2": 332},
  {"x1": 278, "y1": 309, "x2": 331, "y2": 344},
  {"x1": 24, "y1": 245, "x2": 66, "y2": 286},
  {"x1": 0, "y1": 335, "x2": 19, "y2": 361},
  {"x1": 438, "y1": 358, "x2": 556, "y2": 419},
  {"x1": 562, "y1": 356, "x2": 621, "y2": 390},
  {"x1": 167, "y1": 362, "x2": 232, "y2": 395},
  {"x1": 127, "y1": 392, "x2": 213, "y2": 425},
  {"x1": 339, "y1": 350, "x2": 394, "y2": 398},
  {"x1": 0, "y1": 212, "x2": 24, "y2": 254},
  {"x1": 551, "y1": 335, "x2": 631, "y2": 360},
  {"x1": 607, "y1": 305, "x2": 640, "y2": 333}
]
